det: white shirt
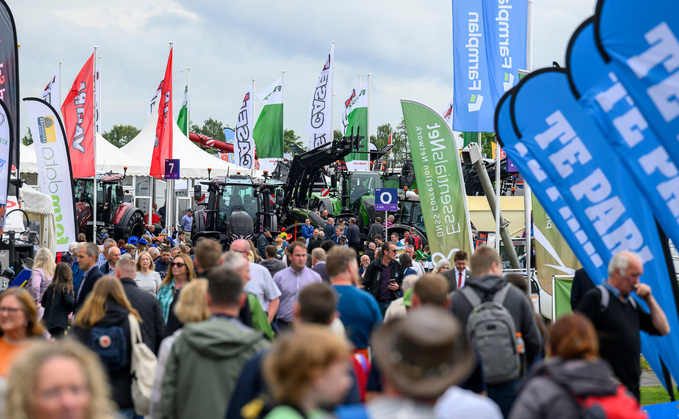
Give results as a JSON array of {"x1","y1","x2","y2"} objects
[
  {"x1": 435, "y1": 386, "x2": 503, "y2": 419},
  {"x1": 244, "y1": 262, "x2": 281, "y2": 311},
  {"x1": 410, "y1": 260, "x2": 424, "y2": 277},
  {"x1": 454, "y1": 268, "x2": 469, "y2": 288}
]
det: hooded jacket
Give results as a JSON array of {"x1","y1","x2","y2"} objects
[
  {"x1": 508, "y1": 358, "x2": 622, "y2": 419},
  {"x1": 158, "y1": 317, "x2": 270, "y2": 419}
]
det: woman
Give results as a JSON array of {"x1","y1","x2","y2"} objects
[
  {"x1": 41, "y1": 262, "x2": 75, "y2": 339},
  {"x1": 137, "y1": 238, "x2": 149, "y2": 257},
  {"x1": 28, "y1": 247, "x2": 56, "y2": 304},
  {"x1": 0, "y1": 288, "x2": 46, "y2": 377},
  {"x1": 399, "y1": 253, "x2": 417, "y2": 277},
  {"x1": 509, "y1": 313, "x2": 641, "y2": 419},
  {"x1": 135, "y1": 251, "x2": 162, "y2": 296},
  {"x1": 70, "y1": 275, "x2": 143, "y2": 416},
  {"x1": 433, "y1": 258, "x2": 451, "y2": 274},
  {"x1": 262, "y1": 325, "x2": 352, "y2": 418},
  {"x1": 149, "y1": 279, "x2": 210, "y2": 418},
  {"x1": 157, "y1": 253, "x2": 196, "y2": 323}
]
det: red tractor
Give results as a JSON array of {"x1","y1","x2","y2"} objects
[{"x1": 74, "y1": 172, "x2": 145, "y2": 242}]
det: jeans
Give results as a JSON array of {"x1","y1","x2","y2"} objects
[
  {"x1": 377, "y1": 300, "x2": 393, "y2": 317},
  {"x1": 487, "y1": 380, "x2": 520, "y2": 418}
]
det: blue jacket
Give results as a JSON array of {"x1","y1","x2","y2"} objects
[{"x1": 301, "y1": 224, "x2": 314, "y2": 239}]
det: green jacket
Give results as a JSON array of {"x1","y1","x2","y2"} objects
[{"x1": 159, "y1": 317, "x2": 270, "y2": 419}]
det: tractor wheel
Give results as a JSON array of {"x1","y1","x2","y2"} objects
[
  {"x1": 123, "y1": 210, "x2": 145, "y2": 241},
  {"x1": 193, "y1": 210, "x2": 206, "y2": 236}
]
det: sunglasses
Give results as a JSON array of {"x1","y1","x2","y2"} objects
[{"x1": 171, "y1": 262, "x2": 186, "y2": 267}]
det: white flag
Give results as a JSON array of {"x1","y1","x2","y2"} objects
[
  {"x1": 234, "y1": 87, "x2": 255, "y2": 169},
  {"x1": 41, "y1": 65, "x2": 60, "y2": 112},
  {"x1": 147, "y1": 80, "x2": 162, "y2": 120},
  {"x1": 306, "y1": 44, "x2": 334, "y2": 150}
]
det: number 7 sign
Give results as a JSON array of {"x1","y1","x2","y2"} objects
[{"x1": 165, "y1": 159, "x2": 180, "y2": 179}]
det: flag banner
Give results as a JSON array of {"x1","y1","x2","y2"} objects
[
  {"x1": 0, "y1": 100, "x2": 11, "y2": 234},
  {"x1": 24, "y1": 97, "x2": 77, "y2": 252},
  {"x1": 41, "y1": 65, "x2": 60, "y2": 112},
  {"x1": 452, "y1": 0, "x2": 494, "y2": 132},
  {"x1": 307, "y1": 44, "x2": 334, "y2": 149},
  {"x1": 442, "y1": 98, "x2": 453, "y2": 128},
  {"x1": 595, "y1": 0, "x2": 679, "y2": 168},
  {"x1": 509, "y1": 68, "x2": 677, "y2": 388},
  {"x1": 343, "y1": 81, "x2": 368, "y2": 162},
  {"x1": 94, "y1": 59, "x2": 100, "y2": 134},
  {"x1": 147, "y1": 80, "x2": 162, "y2": 120},
  {"x1": 61, "y1": 53, "x2": 94, "y2": 179},
  {"x1": 224, "y1": 127, "x2": 235, "y2": 162},
  {"x1": 401, "y1": 99, "x2": 473, "y2": 264},
  {"x1": 568, "y1": 21, "x2": 679, "y2": 277},
  {"x1": 150, "y1": 49, "x2": 173, "y2": 179},
  {"x1": 481, "y1": 0, "x2": 527, "y2": 105},
  {"x1": 234, "y1": 87, "x2": 255, "y2": 169},
  {"x1": 177, "y1": 84, "x2": 189, "y2": 136},
  {"x1": 0, "y1": 1, "x2": 19, "y2": 174},
  {"x1": 253, "y1": 76, "x2": 283, "y2": 158},
  {"x1": 495, "y1": 91, "x2": 607, "y2": 286}
]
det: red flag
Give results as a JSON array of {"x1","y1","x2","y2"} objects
[
  {"x1": 150, "y1": 49, "x2": 173, "y2": 179},
  {"x1": 61, "y1": 53, "x2": 95, "y2": 178}
]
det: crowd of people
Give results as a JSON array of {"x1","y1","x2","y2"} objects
[{"x1": 0, "y1": 216, "x2": 666, "y2": 418}]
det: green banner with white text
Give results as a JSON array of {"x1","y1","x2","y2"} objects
[{"x1": 401, "y1": 100, "x2": 473, "y2": 265}]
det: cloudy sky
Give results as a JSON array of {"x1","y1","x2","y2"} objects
[{"x1": 11, "y1": 0, "x2": 597, "y2": 147}]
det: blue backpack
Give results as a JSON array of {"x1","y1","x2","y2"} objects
[{"x1": 87, "y1": 325, "x2": 128, "y2": 371}]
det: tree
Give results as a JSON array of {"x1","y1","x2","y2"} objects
[
  {"x1": 191, "y1": 118, "x2": 226, "y2": 141},
  {"x1": 22, "y1": 128, "x2": 32, "y2": 146},
  {"x1": 391, "y1": 118, "x2": 410, "y2": 161},
  {"x1": 333, "y1": 129, "x2": 343, "y2": 142},
  {"x1": 103, "y1": 125, "x2": 140, "y2": 148},
  {"x1": 284, "y1": 129, "x2": 304, "y2": 155},
  {"x1": 373, "y1": 123, "x2": 392, "y2": 150},
  {"x1": 458, "y1": 132, "x2": 495, "y2": 158}
]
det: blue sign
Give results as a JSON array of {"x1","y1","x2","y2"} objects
[
  {"x1": 164, "y1": 159, "x2": 180, "y2": 180},
  {"x1": 375, "y1": 188, "x2": 398, "y2": 211}
]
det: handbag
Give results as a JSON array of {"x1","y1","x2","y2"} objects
[{"x1": 128, "y1": 313, "x2": 157, "y2": 415}]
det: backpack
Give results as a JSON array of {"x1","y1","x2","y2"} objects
[
  {"x1": 128, "y1": 314, "x2": 157, "y2": 416},
  {"x1": 86, "y1": 325, "x2": 128, "y2": 372},
  {"x1": 460, "y1": 283, "x2": 521, "y2": 384}
]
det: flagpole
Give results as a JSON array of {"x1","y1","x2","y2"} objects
[
  {"x1": 167, "y1": 41, "x2": 174, "y2": 237},
  {"x1": 524, "y1": 0, "x2": 534, "y2": 287},
  {"x1": 330, "y1": 41, "x2": 335, "y2": 145},
  {"x1": 495, "y1": 137, "x2": 501, "y2": 252},
  {"x1": 252, "y1": 78, "x2": 256, "y2": 169},
  {"x1": 367, "y1": 72, "x2": 371, "y2": 165},
  {"x1": 92, "y1": 46, "x2": 98, "y2": 242},
  {"x1": 281, "y1": 69, "x2": 285, "y2": 159},
  {"x1": 186, "y1": 67, "x2": 191, "y2": 135},
  {"x1": 58, "y1": 61, "x2": 62, "y2": 110}
]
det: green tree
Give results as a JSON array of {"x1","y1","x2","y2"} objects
[
  {"x1": 284, "y1": 129, "x2": 304, "y2": 155},
  {"x1": 458, "y1": 132, "x2": 495, "y2": 158},
  {"x1": 333, "y1": 129, "x2": 343, "y2": 142},
  {"x1": 22, "y1": 128, "x2": 32, "y2": 146},
  {"x1": 103, "y1": 124, "x2": 140, "y2": 148},
  {"x1": 191, "y1": 118, "x2": 226, "y2": 141},
  {"x1": 391, "y1": 118, "x2": 410, "y2": 161},
  {"x1": 373, "y1": 123, "x2": 392, "y2": 150}
]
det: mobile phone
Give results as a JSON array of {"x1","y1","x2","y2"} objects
[{"x1": 390, "y1": 278, "x2": 396, "y2": 283}]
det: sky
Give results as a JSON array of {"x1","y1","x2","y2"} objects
[{"x1": 11, "y1": 0, "x2": 598, "y2": 148}]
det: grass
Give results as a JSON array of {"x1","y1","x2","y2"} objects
[{"x1": 641, "y1": 385, "x2": 678, "y2": 406}]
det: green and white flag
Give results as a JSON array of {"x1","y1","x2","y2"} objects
[
  {"x1": 401, "y1": 100, "x2": 473, "y2": 263},
  {"x1": 177, "y1": 84, "x2": 189, "y2": 136},
  {"x1": 253, "y1": 76, "x2": 283, "y2": 158},
  {"x1": 342, "y1": 81, "x2": 368, "y2": 168}
]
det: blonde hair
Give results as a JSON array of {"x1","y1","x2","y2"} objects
[
  {"x1": 33, "y1": 247, "x2": 56, "y2": 277},
  {"x1": 0, "y1": 288, "x2": 45, "y2": 338},
  {"x1": 160, "y1": 253, "x2": 196, "y2": 286},
  {"x1": 174, "y1": 279, "x2": 210, "y2": 324},
  {"x1": 433, "y1": 259, "x2": 451, "y2": 274},
  {"x1": 74, "y1": 276, "x2": 141, "y2": 328},
  {"x1": 4, "y1": 340, "x2": 116, "y2": 419},
  {"x1": 135, "y1": 251, "x2": 156, "y2": 272},
  {"x1": 263, "y1": 325, "x2": 350, "y2": 406}
]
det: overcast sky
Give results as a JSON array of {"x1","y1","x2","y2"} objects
[{"x1": 11, "y1": 0, "x2": 597, "y2": 146}]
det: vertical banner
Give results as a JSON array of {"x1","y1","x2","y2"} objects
[
  {"x1": 61, "y1": 53, "x2": 94, "y2": 179},
  {"x1": 150, "y1": 49, "x2": 173, "y2": 179},
  {"x1": 0, "y1": 100, "x2": 11, "y2": 234},
  {"x1": 253, "y1": 76, "x2": 284, "y2": 158},
  {"x1": 41, "y1": 65, "x2": 61, "y2": 112},
  {"x1": 0, "y1": 0, "x2": 19, "y2": 174},
  {"x1": 234, "y1": 87, "x2": 255, "y2": 169},
  {"x1": 481, "y1": 0, "x2": 527, "y2": 105},
  {"x1": 24, "y1": 98, "x2": 77, "y2": 252},
  {"x1": 307, "y1": 44, "x2": 334, "y2": 150},
  {"x1": 452, "y1": 0, "x2": 494, "y2": 132},
  {"x1": 177, "y1": 84, "x2": 189, "y2": 137},
  {"x1": 343, "y1": 81, "x2": 369, "y2": 168},
  {"x1": 401, "y1": 99, "x2": 473, "y2": 264}
]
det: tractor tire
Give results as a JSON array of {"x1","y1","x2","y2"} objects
[
  {"x1": 115, "y1": 209, "x2": 145, "y2": 242},
  {"x1": 76, "y1": 210, "x2": 91, "y2": 241},
  {"x1": 193, "y1": 210, "x2": 207, "y2": 236}
]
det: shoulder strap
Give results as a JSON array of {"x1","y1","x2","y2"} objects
[
  {"x1": 128, "y1": 313, "x2": 143, "y2": 344},
  {"x1": 493, "y1": 283, "x2": 513, "y2": 305},
  {"x1": 459, "y1": 286, "x2": 482, "y2": 308},
  {"x1": 597, "y1": 285, "x2": 609, "y2": 312}
]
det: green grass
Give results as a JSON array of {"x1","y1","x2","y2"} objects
[
  {"x1": 641, "y1": 385, "x2": 678, "y2": 406},
  {"x1": 641, "y1": 356, "x2": 650, "y2": 371}
]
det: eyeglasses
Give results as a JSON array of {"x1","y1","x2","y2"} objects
[
  {"x1": 171, "y1": 262, "x2": 186, "y2": 267},
  {"x1": 0, "y1": 307, "x2": 22, "y2": 314}
]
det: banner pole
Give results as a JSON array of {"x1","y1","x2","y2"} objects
[
  {"x1": 524, "y1": 0, "x2": 534, "y2": 294},
  {"x1": 281, "y1": 70, "x2": 285, "y2": 158},
  {"x1": 166, "y1": 41, "x2": 174, "y2": 236},
  {"x1": 330, "y1": 41, "x2": 335, "y2": 145},
  {"x1": 495, "y1": 138, "x2": 501, "y2": 252},
  {"x1": 187, "y1": 67, "x2": 190, "y2": 135},
  {"x1": 92, "y1": 46, "x2": 98, "y2": 243},
  {"x1": 385, "y1": 210, "x2": 388, "y2": 243},
  {"x1": 58, "y1": 61, "x2": 63, "y2": 112},
  {"x1": 367, "y1": 73, "x2": 371, "y2": 163}
]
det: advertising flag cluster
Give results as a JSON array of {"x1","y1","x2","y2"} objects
[
  {"x1": 0, "y1": 1, "x2": 19, "y2": 173},
  {"x1": 401, "y1": 100, "x2": 473, "y2": 264},
  {"x1": 234, "y1": 87, "x2": 255, "y2": 169},
  {"x1": 253, "y1": 76, "x2": 283, "y2": 159},
  {"x1": 24, "y1": 98, "x2": 76, "y2": 252},
  {"x1": 307, "y1": 44, "x2": 334, "y2": 150},
  {"x1": 61, "y1": 53, "x2": 95, "y2": 179},
  {"x1": 150, "y1": 49, "x2": 173, "y2": 179},
  {"x1": 452, "y1": 0, "x2": 527, "y2": 132},
  {"x1": 342, "y1": 81, "x2": 368, "y2": 169}
]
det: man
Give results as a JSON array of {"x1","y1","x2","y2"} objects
[
  {"x1": 256, "y1": 228, "x2": 274, "y2": 260},
  {"x1": 311, "y1": 247, "x2": 329, "y2": 283},
  {"x1": 364, "y1": 242, "x2": 376, "y2": 261},
  {"x1": 576, "y1": 251, "x2": 669, "y2": 401},
  {"x1": 329, "y1": 246, "x2": 382, "y2": 357},
  {"x1": 177, "y1": 231, "x2": 187, "y2": 245},
  {"x1": 358, "y1": 254, "x2": 371, "y2": 279},
  {"x1": 331, "y1": 226, "x2": 343, "y2": 245},
  {"x1": 403, "y1": 230, "x2": 413, "y2": 246},
  {"x1": 97, "y1": 238, "x2": 116, "y2": 268},
  {"x1": 272, "y1": 241, "x2": 322, "y2": 328},
  {"x1": 180, "y1": 209, "x2": 193, "y2": 235},
  {"x1": 260, "y1": 245, "x2": 287, "y2": 277},
  {"x1": 114, "y1": 257, "x2": 165, "y2": 353},
  {"x1": 307, "y1": 228, "x2": 323, "y2": 254},
  {"x1": 321, "y1": 209, "x2": 329, "y2": 220},
  {"x1": 323, "y1": 217, "x2": 336, "y2": 241},
  {"x1": 404, "y1": 245, "x2": 424, "y2": 276},
  {"x1": 231, "y1": 239, "x2": 281, "y2": 323},
  {"x1": 171, "y1": 247, "x2": 182, "y2": 258},
  {"x1": 61, "y1": 242, "x2": 78, "y2": 265},
  {"x1": 194, "y1": 238, "x2": 223, "y2": 278},
  {"x1": 374, "y1": 234, "x2": 383, "y2": 247},
  {"x1": 101, "y1": 246, "x2": 121, "y2": 275},
  {"x1": 449, "y1": 246, "x2": 540, "y2": 417},
  {"x1": 148, "y1": 246, "x2": 160, "y2": 264},
  {"x1": 363, "y1": 242, "x2": 404, "y2": 316},
  {"x1": 443, "y1": 250, "x2": 472, "y2": 293},
  {"x1": 155, "y1": 245, "x2": 172, "y2": 278},
  {"x1": 301, "y1": 218, "x2": 314, "y2": 240},
  {"x1": 409, "y1": 227, "x2": 422, "y2": 250},
  {"x1": 74, "y1": 242, "x2": 105, "y2": 313},
  {"x1": 345, "y1": 217, "x2": 362, "y2": 257},
  {"x1": 368, "y1": 217, "x2": 384, "y2": 243},
  {"x1": 570, "y1": 268, "x2": 595, "y2": 310},
  {"x1": 159, "y1": 267, "x2": 270, "y2": 419},
  {"x1": 146, "y1": 224, "x2": 157, "y2": 237}
]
